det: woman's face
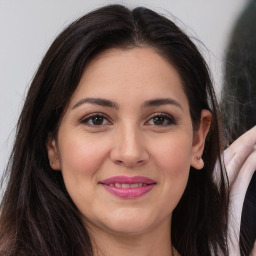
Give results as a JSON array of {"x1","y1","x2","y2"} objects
[{"x1": 47, "y1": 47, "x2": 210, "y2": 237}]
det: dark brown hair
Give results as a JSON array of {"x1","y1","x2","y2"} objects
[{"x1": 0, "y1": 5, "x2": 228, "y2": 256}]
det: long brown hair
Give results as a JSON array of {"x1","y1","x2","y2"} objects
[{"x1": 0, "y1": 5, "x2": 228, "y2": 256}]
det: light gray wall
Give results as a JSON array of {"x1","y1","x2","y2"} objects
[{"x1": 0, "y1": 0, "x2": 248, "y2": 178}]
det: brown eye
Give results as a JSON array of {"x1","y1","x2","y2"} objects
[
  {"x1": 146, "y1": 114, "x2": 176, "y2": 126},
  {"x1": 91, "y1": 116, "x2": 104, "y2": 125},
  {"x1": 81, "y1": 114, "x2": 110, "y2": 126},
  {"x1": 153, "y1": 116, "x2": 165, "y2": 125}
]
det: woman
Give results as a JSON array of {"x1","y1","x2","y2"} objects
[{"x1": 0, "y1": 4, "x2": 254, "y2": 256}]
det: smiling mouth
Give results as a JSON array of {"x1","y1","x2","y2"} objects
[
  {"x1": 100, "y1": 176, "x2": 156, "y2": 198},
  {"x1": 107, "y1": 183, "x2": 150, "y2": 188}
]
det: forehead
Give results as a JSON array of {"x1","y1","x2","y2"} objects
[
  {"x1": 81, "y1": 47, "x2": 181, "y2": 84},
  {"x1": 69, "y1": 47, "x2": 188, "y2": 109}
]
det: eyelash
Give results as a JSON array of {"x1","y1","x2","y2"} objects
[
  {"x1": 146, "y1": 113, "x2": 176, "y2": 126},
  {"x1": 80, "y1": 112, "x2": 176, "y2": 127},
  {"x1": 80, "y1": 113, "x2": 111, "y2": 126}
]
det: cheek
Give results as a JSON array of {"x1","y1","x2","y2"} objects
[
  {"x1": 151, "y1": 136, "x2": 192, "y2": 205},
  {"x1": 58, "y1": 134, "x2": 108, "y2": 176},
  {"x1": 56, "y1": 135, "x2": 109, "y2": 202},
  {"x1": 57, "y1": 136, "x2": 109, "y2": 212},
  {"x1": 153, "y1": 135, "x2": 192, "y2": 173}
]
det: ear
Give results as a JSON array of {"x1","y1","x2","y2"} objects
[
  {"x1": 46, "y1": 135, "x2": 61, "y2": 171},
  {"x1": 190, "y1": 109, "x2": 212, "y2": 170}
]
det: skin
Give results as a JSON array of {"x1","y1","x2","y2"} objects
[{"x1": 47, "y1": 47, "x2": 211, "y2": 256}]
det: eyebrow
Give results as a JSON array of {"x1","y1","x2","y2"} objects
[
  {"x1": 72, "y1": 98, "x2": 119, "y2": 109},
  {"x1": 72, "y1": 97, "x2": 183, "y2": 111},
  {"x1": 143, "y1": 98, "x2": 183, "y2": 111}
]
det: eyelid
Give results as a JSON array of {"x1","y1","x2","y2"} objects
[
  {"x1": 79, "y1": 112, "x2": 112, "y2": 126},
  {"x1": 145, "y1": 112, "x2": 177, "y2": 126}
]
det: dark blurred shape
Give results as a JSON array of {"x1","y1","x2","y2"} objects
[
  {"x1": 221, "y1": 1, "x2": 256, "y2": 255},
  {"x1": 222, "y1": 0, "x2": 256, "y2": 140}
]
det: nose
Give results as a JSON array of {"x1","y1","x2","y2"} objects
[{"x1": 110, "y1": 123, "x2": 149, "y2": 168}]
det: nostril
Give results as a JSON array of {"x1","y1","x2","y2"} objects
[
  {"x1": 137, "y1": 159, "x2": 145, "y2": 165},
  {"x1": 115, "y1": 160, "x2": 123, "y2": 165}
]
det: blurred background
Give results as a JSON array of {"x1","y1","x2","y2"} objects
[
  {"x1": 0, "y1": 0, "x2": 250, "y2": 177},
  {"x1": 220, "y1": 1, "x2": 256, "y2": 255}
]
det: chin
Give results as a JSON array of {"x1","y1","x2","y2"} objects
[
  {"x1": 99, "y1": 209, "x2": 164, "y2": 235},
  {"x1": 105, "y1": 220, "x2": 153, "y2": 235}
]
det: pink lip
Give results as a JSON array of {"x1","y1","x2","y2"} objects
[
  {"x1": 100, "y1": 176, "x2": 156, "y2": 199},
  {"x1": 101, "y1": 176, "x2": 156, "y2": 184}
]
